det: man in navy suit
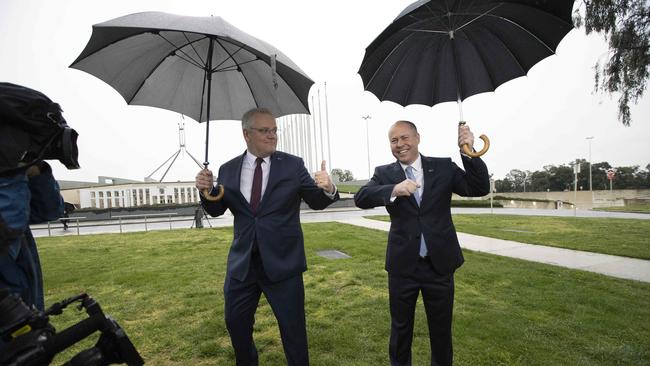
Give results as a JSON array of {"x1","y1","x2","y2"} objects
[
  {"x1": 354, "y1": 121, "x2": 489, "y2": 366},
  {"x1": 195, "y1": 107, "x2": 339, "y2": 366}
]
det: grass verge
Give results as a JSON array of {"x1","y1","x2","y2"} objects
[
  {"x1": 37, "y1": 224, "x2": 649, "y2": 365},
  {"x1": 368, "y1": 214, "x2": 650, "y2": 260}
]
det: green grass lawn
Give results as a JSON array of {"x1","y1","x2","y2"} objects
[
  {"x1": 593, "y1": 204, "x2": 650, "y2": 214},
  {"x1": 38, "y1": 224, "x2": 650, "y2": 365},
  {"x1": 369, "y1": 215, "x2": 650, "y2": 260}
]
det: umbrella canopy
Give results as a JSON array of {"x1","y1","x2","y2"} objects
[
  {"x1": 358, "y1": 0, "x2": 575, "y2": 107},
  {"x1": 70, "y1": 11, "x2": 313, "y2": 122},
  {"x1": 71, "y1": 11, "x2": 315, "y2": 200}
]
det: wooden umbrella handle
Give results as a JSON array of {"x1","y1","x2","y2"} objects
[
  {"x1": 459, "y1": 121, "x2": 490, "y2": 158},
  {"x1": 462, "y1": 135, "x2": 490, "y2": 158},
  {"x1": 201, "y1": 184, "x2": 224, "y2": 201}
]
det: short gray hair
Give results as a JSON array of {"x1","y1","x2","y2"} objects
[{"x1": 242, "y1": 108, "x2": 274, "y2": 129}]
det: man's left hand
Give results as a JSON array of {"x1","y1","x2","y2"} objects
[{"x1": 314, "y1": 160, "x2": 334, "y2": 194}]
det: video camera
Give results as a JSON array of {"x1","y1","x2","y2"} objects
[
  {"x1": 0, "y1": 289, "x2": 144, "y2": 366},
  {"x1": 0, "y1": 82, "x2": 79, "y2": 176}
]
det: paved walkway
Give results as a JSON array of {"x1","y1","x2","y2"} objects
[
  {"x1": 337, "y1": 217, "x2": 650, "y2": 283},
  {"x1": 32, "y1": 206, "x2": 649, "y2": 283}
]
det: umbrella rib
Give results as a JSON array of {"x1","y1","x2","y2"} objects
[
  {"x1": 453, "y1": 4, "x2": 503, "y2": 33},
  {"x1": 156, "y1": 33, "x2": 205, "y2": 69},
  {"x1": 403, "y1": 29, "x2": 449, "y2": 34},
  {"x1": 365, "y1": 30, "x2": 427, "y2": 89},
  {"x1": 481, "y1": 14, "x2": 557, "y2": 54},
  {"x1": 380, "y1": 40, "x2": 423, "y2": 103},
  {"x1": 211, "y1": 41, "x2": 248, "y2": 72},
  {"x1": 479, "y1": 23, "x2": 527, "y2": 78},
  {"x1": 460, "y1": 31, "x2": 497, "y2": 92},
  {"x1": 215, "y1": 58, "x2": 259, "y2": 73},
  {"x1": 182, "y1": 32, "x2": 207, "y2": 66},
  {"x1": 213, "y1": 37, "x2": 262, "y2": 108}
]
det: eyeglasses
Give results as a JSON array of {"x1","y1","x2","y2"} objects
[{"x1": 249, "y1": 127, "x2": 279, "y2": 136}]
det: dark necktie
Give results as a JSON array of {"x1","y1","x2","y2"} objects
[{"x1": 250, "y1": 157, "x2": 264, "y2": 214}]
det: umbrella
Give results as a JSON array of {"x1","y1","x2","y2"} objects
[
  {"x1": 70, "y1": 11, "x2": 314, "y2": 199},
  {"x1": 358, "y1": 0, "x2": 575, "y2": 157}
]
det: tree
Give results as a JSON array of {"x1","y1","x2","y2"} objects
[
  {"x1": 548, "y1": 165, "x2": 574, "y2": 191},
  {"x1": 529, "y1": 170, "x2": 551, "y2": 192},
  {"x1": 575, "y1": 0, "x2": 650, "y2": 126},
  {"x1": 495, "y1": 177, "x2": 515, "y2": 193},
  {"x1": 330, "y1": 168, "x2": 354, "y2": 182}
]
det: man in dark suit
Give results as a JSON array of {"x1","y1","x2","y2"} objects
[
  {"x1": 195, "y1": 107, "x2": 339, "y2": 366},
  {"x1": 354, "y1": 120, "x2": 489, "y2": 366}
]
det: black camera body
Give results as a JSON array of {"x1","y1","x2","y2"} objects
[
  {"x1": 0, "y1": 290, "x2": 144, "y2": 366},
  {"x1": 0, "y1": 82, "x2": 79, "y2": 176}
]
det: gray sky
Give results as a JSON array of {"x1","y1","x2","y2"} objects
[{"x1": 1, "y1": 0, "x2": 649, "y2": 182}]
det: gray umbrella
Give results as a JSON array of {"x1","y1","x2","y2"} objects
[{"x1": 70, "y1": 12, "x2": 314, "y2": 199}]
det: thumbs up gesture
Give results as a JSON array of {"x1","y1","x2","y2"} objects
[{"x1": 314, "y1": 160, "x2": 335, "y2": 194}]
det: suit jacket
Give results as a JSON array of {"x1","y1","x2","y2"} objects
[
  {"x1": 201, "y1": 151, "x2": 339, "y2": 282},
  {"x1": 354, "y1": 154, "x2": 489, "y2": 276}
]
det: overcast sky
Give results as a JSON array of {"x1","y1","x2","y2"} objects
[{"x1": 1, "y1": 0, "x2": 649, "y2": 182}]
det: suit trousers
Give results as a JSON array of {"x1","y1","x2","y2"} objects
[
  {"x1": 388, "y1": 257, "x2": 454, "y2": 366},
  {"x1": 224, "y1": 252, "x2": 308, "y2": 366}
]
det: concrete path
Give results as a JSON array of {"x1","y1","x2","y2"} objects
[
  {"x1": 337, "y1": 217, "x2": 650, "y2": 284},
  {"x1": 31, "y1": 206, "x2": 649, "y2": 283}
]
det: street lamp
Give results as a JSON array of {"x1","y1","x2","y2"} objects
[
  {"x1": 586, "y1": 136, "x2": 594, "y2": 191},
  {"x1": 362, "y1": 115, "x2": 372, "y2": 179}
]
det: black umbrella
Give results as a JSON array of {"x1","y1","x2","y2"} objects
[
  {"x1": 359, "y1": 0, "x2": 575, "y2": 157},
  {"x1": 71, "y1": 12, "x2": 314, "y2": 200}
]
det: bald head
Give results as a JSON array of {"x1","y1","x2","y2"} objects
[{"x1": 388, "y1": 120, "x2": 420, "y2": 165}]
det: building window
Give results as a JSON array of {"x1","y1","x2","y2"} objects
[{"x1": 145, "y1": 189, "x2": 150, "y2": 205}]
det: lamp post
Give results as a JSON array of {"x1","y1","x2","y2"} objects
[
  {"x1": 586, "y1": 136, "x2": 594, "y2": 191},
  {"x1": 573, "y1": 159, "x2": 580, "y2": 217},
  {"x1": 362, "y1": 115, "x2": 372, "y2": 179}
]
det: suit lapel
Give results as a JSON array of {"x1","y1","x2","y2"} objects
[
  {"x1": 421, "y1": 156, "x2": 436, "y2": 207},
  {"x1": 229, "y1": 151, "x2": 247, "y2": 205}
]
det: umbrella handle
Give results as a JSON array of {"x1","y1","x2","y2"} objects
[
  {"x1": 201, "y1": 185, "x2": 224, "y2": 202},
  {"x1": 461, "y1": 135, "x2": 490, "y2": 158},
  {"x1": 459, "y1": 121, "x2": 490, "y2": 158}
]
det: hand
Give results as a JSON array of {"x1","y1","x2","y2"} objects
[
  {"x1": 314, "y1": 160, "x2": 334, "y2": 194},
  {"x1": 392, "y1": 179, "x2": 419, "y2": 197},
  {"x1": 25, "y1": 165, "x2": 41, "y2": 177},
  {"x1": 195, "y1": 168, "x2": 214, "y2": 190},
  {"x1": 458, "y1": 123, "x2": 475, "y2": 150}
]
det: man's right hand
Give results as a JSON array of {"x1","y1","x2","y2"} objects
[
  {"x1": 392, "y1": 179, "x2": 419, "y2": 198},
  {"x1": 195, "y1": 169, "x2": 214, "y2": 191}
]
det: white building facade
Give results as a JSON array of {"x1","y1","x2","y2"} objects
[{"x1": 77, "y1": 182, "x2": 202, "y2": 209}]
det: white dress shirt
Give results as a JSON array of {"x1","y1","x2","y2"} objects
[
  {"x1": 240, "y1": 150, "x2": 271, "y2": 204},
  {"x1": 399, "y1": 155, "x2": 424, "y2": 197},
  {"x1": 390, "y1": 155, "x2": 424, "y2": 202}
]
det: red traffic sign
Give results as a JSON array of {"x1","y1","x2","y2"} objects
[{"x1": 607, "y1": 169, "x2": 615, "y2": 180}]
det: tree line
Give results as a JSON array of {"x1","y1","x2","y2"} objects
[{"x1": 494, "y1": 160, "x2": 650, "y2": 192}]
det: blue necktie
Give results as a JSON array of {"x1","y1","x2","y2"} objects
[{"x1": 405, "y1": 166, "x2": 427, "y2": 257}]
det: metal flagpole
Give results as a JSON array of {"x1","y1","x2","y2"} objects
[
  {"x1": 305, "y1": 112, "x2": 314, "y2": 172},
  {"x1": 324, "y1": 82, "x2": 332, "y2": 170},
  {"x1": 317, "y1": 88, "x2": 325, "y2": 163}
]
